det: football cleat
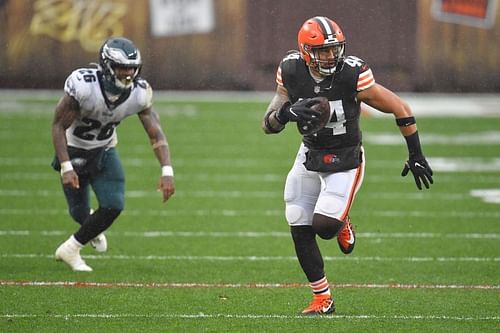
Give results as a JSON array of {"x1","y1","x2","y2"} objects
[
  {"x1": 337, "y1": 217, "x2": 355, "y2": 254},
  {"x1": 301, "y1": 294, "x2": 335, "y2": 315},
  {"x1": 55, "y1": 237, "x2": 93, "y2": 272},
  {"x1": 90, "y1": 233, "x2": 107, "y2": 253}
]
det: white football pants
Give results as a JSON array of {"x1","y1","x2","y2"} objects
[{"x1": 284, "y1": 143, "x2": 365, "y2": 226}]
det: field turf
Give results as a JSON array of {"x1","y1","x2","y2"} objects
[{"x1": 0, "y1": 91, "x2": 499, "y2": 332}]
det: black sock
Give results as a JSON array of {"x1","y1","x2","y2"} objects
[
  {"x1": 291, "y1": 225, "x2": 325, "y2": 282},
  {"x1": 73, "y1": 208, "x2": 121, "y2": 244}
]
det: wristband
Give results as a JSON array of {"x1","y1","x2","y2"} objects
[
  {"x1": 60, "y1": 161, "x2": 73, "y2": 176},
  {"x1": 161, "y1": 165, "x2": 174, "y2": 177},
  {"x1": 396, "y1": 116, "x2": 416, "y2": 127}
]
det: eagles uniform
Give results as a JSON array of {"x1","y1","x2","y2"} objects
[
  {"x1": 53, "y1": 37, "x2": 175, "y2": 272},
  {"x1": 278, "y1": 51, "x2": 373, "y2": 226},
  {"x1": 64, "y1": 67, "x2": 152, "y2": 150},
  {"x1": 54, "y1": 67, "x2": 153, "y2": 223}
]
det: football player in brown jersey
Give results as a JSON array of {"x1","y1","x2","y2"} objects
[{"x1": 262, "y1": 16, "x2": 433, "y2": 315}]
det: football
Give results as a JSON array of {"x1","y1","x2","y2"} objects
[{"x1": 297, "y1": 96, "x2": 331, "y2": 135}]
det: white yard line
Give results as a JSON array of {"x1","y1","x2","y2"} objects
[
  {"x1": 0, "y1": 189, "x2": 476, "y2": 200},
  {"x1": 0, "y1": 189, "x2": 449, "y2": 200},
  {"x1": 2, "y1": 156, "x2": 500, "y2": 173},
  {"x1": 1, "y1": 280, "x2": 499, "y2": 290},
  {"x1": 3, "y1": 172, "x2": 500, "y2": 185},
  {"x1": 1, "y1": 189, "x2": 500, "y2": 204},
  {"x1": 0, "y1": 312, "x2": 498, "y2": 321},
  {"x1": 0, "y1": 230, "x2": 498, "y2": 239},
  {"x1": 2, "y1": 253, "x2": 499, "y2": 262},
  {"x1": 2, "y1": 208, "x2": 500, "y2": 218},
  {"x1": 1, "y1": 90, "x2": 499, "y2": 117}
]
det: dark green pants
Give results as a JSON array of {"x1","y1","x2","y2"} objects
[{"x1": 61, "y1": 147, "x2": 125, "y2": 224}]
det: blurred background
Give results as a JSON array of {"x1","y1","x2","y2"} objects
[{"x1": 0, "y1": 0, "x2": 499, "y2": 93}]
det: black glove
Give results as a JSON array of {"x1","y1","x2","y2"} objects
[
  {"x1": 401, "y1": 156, "x2": 433, "y2": 190},
  {"x1": 275, "y1": 99, "x2": 321, "y2": 124}
]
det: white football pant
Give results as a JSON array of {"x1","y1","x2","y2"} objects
[{"x1": 284, "y1": 143, "x2": 365, "y2": 226}]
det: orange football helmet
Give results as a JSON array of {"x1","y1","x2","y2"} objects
[{"x1": 298, "y1": 16, "x2": 346, "y2": 76}]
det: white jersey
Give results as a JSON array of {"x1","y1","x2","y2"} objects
[{"x1": 64, "y1": 67, "x2": 153, "y2": 150}]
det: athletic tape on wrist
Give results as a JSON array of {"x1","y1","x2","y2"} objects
[
  {"x1": 161, "y1": 165, "x2": 174, "y2": 177},
  {"x1": 60, "y1": 161, "x2": 73, "y2": 176}
]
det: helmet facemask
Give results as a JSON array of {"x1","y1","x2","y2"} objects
[
  {"x1": 307, "y1": 42, "x2": 345, "y2": 76},
  {"x1": 104, "y1": 61, "x2": 141, "y2": 90}
]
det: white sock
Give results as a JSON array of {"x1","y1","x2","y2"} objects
[
  {"x1": 310, "y1": 276, "x2": 331, "y2": 296},
  {"x1": 69, "y1": 235, "x2": 84, "y2": 248}
]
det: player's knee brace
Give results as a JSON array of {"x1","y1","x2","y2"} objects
[{"x1": 312, "y1": 213, "x2": 344, "y2": 240}]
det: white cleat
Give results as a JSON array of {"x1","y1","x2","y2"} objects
[
  {"x1": 55, "y1": 237, "x2": 93, "y2": 272},
  {"x1": 90, "y1": 233, "x2": 107, "y2": 253}
]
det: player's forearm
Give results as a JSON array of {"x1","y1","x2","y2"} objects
[
  {"x1": 262, "y1": 108, "x2": 286, "y2": 134},
  {"x1": 262, "y1": 93, "x2": 289, "y2": 134},
  {"x1": 52, "y1": 124, "x2": 70, "y2": 162},
  {"x1": 150, "y1": 130, "x2": 174, "y2": 178},
  {"x1": 152, "y1": 142, "x2": 171, "y2": 166}
]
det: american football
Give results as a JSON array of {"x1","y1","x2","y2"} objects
[{"x1": 297, "y1": 96, "x2": 331, "y2": 135}]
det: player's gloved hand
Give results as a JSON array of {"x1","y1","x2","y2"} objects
[
  {"x1": 401, "y1": 156, "x2": 433, "y2": 190},
  {"x1": 275, "y1": 99, "x2": 321, "y2": 124}
]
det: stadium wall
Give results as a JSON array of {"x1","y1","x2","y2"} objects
[{"x1": 0, "y1": 0, "x2": 498, "y2": 92}]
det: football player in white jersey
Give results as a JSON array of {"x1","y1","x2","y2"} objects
[
  {"x1": 262, "y1": 17, "x2": 433, "y2": 315},
  {"x1": 52, "y1": 37, "x2": 175, "y2": 271}
]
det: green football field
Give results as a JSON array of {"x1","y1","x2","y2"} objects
[{"x1": 0, "y1": 91, "x2": 499, "y2": 332}]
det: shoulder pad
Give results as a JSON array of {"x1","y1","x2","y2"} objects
[
  {"x1": 343, "y1": 56, "x2": 369, "y2": 72},
  {"x1": 344, "y1": 56, "x2": 375, "y2": 91},
  {"x1": 282, "y1": 50, "x2": 301, "y2": 63},
  {"x1": 64, "y1": 68, "x2": 97, "y2": 102},
  {"x1": 280, "y1": 51, "x2": 301, "y2": 77},
  {"x1": 135, "y1": 78, "x2": 153, "y2": 109}
]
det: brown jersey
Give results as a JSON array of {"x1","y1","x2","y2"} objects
[{"x1": 277, "y1": 51, "x2": 375, "y2": 150}]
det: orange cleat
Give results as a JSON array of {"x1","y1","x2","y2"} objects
[
  {"x1": 337, "y1": 217, "x2": 355, "y2": 254},
  {"x1": 301, "y1": 294, "x2": 335, "y2": 315}
]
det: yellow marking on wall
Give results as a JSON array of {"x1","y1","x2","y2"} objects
[{"x1": 29, "y1": 0, "x2": 128, "y2": 52}]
